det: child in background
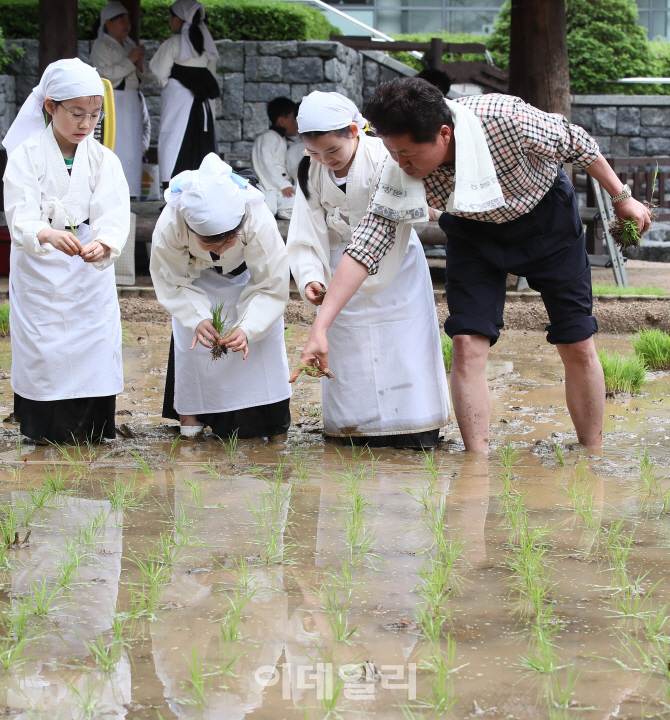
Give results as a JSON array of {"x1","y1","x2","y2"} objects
[
  {"x1": 151, "y1": 153, "x2": 292, "y2": 440},
  {"x1": 2, "y1": 59, "x2": 130, "y2": 444},
  {"x1": 91, "y1": 0, "x2": 152, "y2": 197},
  {"x1": 252, "y1": 97, "x2": 299, "y2": 220}
]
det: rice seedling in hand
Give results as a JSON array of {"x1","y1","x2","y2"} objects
[
  {"x1": 210, "y1": 302, "x2": 246, "y2": 361},
  {"x1": 598, "y1": 349, "x2": 647, "y2": 396},
  {"x1": 441, "y1": 334, "x2": 453, "y2": 372},
  {"x1": 632, "y1": 328, "x2": 670, "y2": 369}
]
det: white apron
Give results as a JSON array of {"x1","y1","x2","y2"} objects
[
  {"x1": 322, "y1": 230, "x2": 449, "y2": 437},
  {"x1": 112, "y1": 89, "x2": 144, "y2": 196},
  {"x1": 10, "y1": 223, "x2": 123, "y2": 402},
  {"x1": 157, "y1": 78, "x2": 193, "y2": 183},
  {"x1": 172, "y1": 268, "x2": 291, "y2": 415}
]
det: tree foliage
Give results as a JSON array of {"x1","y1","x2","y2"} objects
[{"x1": 0, "y1": 0, "x2": 339, "y2": 42}]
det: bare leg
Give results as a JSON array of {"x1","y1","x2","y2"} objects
[
  {"x1": 555, "y1": 337, "x2": 605, "y2": 447},
  {"x1": 450, "y1": 334, "x2": 491, "y2": 452}
]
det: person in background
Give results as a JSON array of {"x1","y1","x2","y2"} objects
[
  {"x1": 252, "y1": 97, "x2": 299, "y2": 220},
  {"x1": 149, "y1": 0, "x2": 220, "y2": 187},
  {"x1": 287, "y1": 91, "x2": 449, "y2": 448},
  {"x1": 2, "y1": 59, "x2": 130, "y2": 444},
  {"x1": 90, "y1": 1, "x2": 151, "y2": 197},
  {"x1": 416, "y1": 67, "x2": 452, "y2": 97},
  {"x1": 151, "y1": 154, "x2": 292, "y2": 440}
]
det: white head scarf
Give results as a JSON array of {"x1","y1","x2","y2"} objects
[
  {"x1": 164, "y1": 153, "x2": 264, "y2": 236},
  {"x1": 171, "y1": 0, "x2": 219, "y2": 63},
  {"x1": 96, "y1": 1, "x2": 129, "y2": 41},
  {"x1": 2, "y1": 58, "x2": 105, "y2": 154},
  {"x1": 297, "y1": 91, "x2": 367, "y2": 134}
]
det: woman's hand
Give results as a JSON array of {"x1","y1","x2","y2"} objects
[
  {"x1": 37, "y1": 228, "x2": 83, "y2": 256},
  {"x1": 613, "y1": 196, "x2": 652, "y2": 233},
  {"x1": 222, "y1": 328, "x2": 248, "y2": 359},
  {"x1": 289, "y1": 327, "x2": 329, "y2": 382},
  {"x1": 191, "y1": 319, "x2": 220, "y2": 350},
  {"x1": 129, "y1": 45, "x2": 145, "y2": 69},
  {"x1": 282, "y1": 186, "x2": 295, "y2": 198},
  {"x1": 81, "y1": 241, "x2": 109, "y2": 263},
  {"x1": 305, "y1": 281, "x2": 326, "y2": 306}
]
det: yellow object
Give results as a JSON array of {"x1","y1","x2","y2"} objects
[{"x1": 101, "y1": 78, "x2": 116, "y2": 151}]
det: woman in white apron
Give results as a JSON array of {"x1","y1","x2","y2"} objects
[
  {"x1": 150, "y1": 153, "x2": 291, "y2": 439},
  {"x1": 149, "y1": 0, "x2": 219, "y2": 186},
  {"x1": 90, "y1": 1, "x2": 150, "y2": 197},
  {"x1": 2, "y1": 59, "x2": 130, "y2": 444},
  {"x1": 287, "y1": 92, "x2": 449, "y2": 449}
]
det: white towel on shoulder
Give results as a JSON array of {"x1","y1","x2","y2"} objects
[{"x1": 369, "y1": 98, "x2": 505, "y2": 223}]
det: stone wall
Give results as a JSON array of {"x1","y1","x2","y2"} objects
[
  {"x1": 0, "y1": 75, "x2": 15, "y2": 139},
  {"x1": 571, "y1": 94, "x2": 670, "y2": 157},
  {"x1": 2, "y1": 39, "x2": 415, "y2": 155}
]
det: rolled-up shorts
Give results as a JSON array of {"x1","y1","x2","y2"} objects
[{"x1": 440, "y1": 168, "x2": 598, "y2": 346}]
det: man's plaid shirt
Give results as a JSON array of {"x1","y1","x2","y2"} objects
[{"x1": 347, "y1": 93, "x2": 600, "y2": 275}]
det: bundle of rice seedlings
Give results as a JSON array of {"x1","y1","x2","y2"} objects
[
  {"x1": 0, "y1": 302, "x2": 9, "y2": 335},
  {"x1": 609, "y1": 169, "x2": 660, "y2": 249},
  {"x1": 598, "y1": 349, "x2": 647, "y2": 396},
  {"x1": 441, "y1": 334, "x2": 453, "y2": 372},
  {"x1": 210, "y1": 302, "x2": 243, "y2": 361},
  {"x1": 632, "y1": 328, "x2": 670, "y2": 369}
]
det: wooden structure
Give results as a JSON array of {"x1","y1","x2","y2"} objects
[
  {"x1": 331, "y1": 35, "x2": 509, "y2": 94},
  {"x1": 38, "y1": 0, "x2": 141, "y2": 71}
]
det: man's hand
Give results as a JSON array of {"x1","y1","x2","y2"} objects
[
  {"x1": 80, "y1": 241, "x2": 109, "y2": 263},
  {"x1": 305, "y1": 281, "x2": 326, "y2": 306},
  {"x1": 191, "y1": 319, "x2": 220, "y2": 350},
  {"x1": 37, "y1": 228, "x2": 83, "y2": 257},
  {"x1": 282, "y1": 187, "x2": 295, "y2": 198},
  {"x1": 222, "y1": 328, "x2": 248, "y2": 359},
  {"x1": 613, "y1": 196, "x2": 652, "y2": 233},
  {"x1": 289, "y1": 328, "x2": 329, "y2": 382}
]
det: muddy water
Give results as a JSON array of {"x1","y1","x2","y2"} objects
[{"x1": 0, "y1": 325, "x2": 667, "y2": 717}]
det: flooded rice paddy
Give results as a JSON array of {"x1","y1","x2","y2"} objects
[{"x1": 0, "y1": 325, "x2": 667, "y2": 718}]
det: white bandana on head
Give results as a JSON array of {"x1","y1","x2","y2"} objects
[
  {"x1": 297, "y1": 91, "x2": 367, "y2": 134},
  {"x1": 96, "y1": 1, "x2": 129, "y2": 41},
  {"x1": 171, "y1": 0, "x2": 219, "y2": 62},
  {"x1": 164, "y1": 153, "x2": 264, "y2": 236},
  {"x1": 2, "y1": 58, "x2": 105, "y2": 154}
]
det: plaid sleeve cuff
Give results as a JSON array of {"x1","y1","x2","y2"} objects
[
  {"x1": 566, "y1": 123, "x2": 600, "y2": 169},
  {"x1": 345, "y1": 242, "x2": 380, "y2": 275}
]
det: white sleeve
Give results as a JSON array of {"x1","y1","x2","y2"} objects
[
  {"x1": 150, "y1": 207, "x2": 212, "y2": 332},
  {"x1": 237, "y1": 203, "x2": 290, "y2": 343},
  {"x1": 252, "y1": 132, "x2": 292, "y2": 192},
  {"x1": 149, "y1": 38, "x2": 177, "y2": 88},
  {"x1": 3, "y1": 144, "x2": 53, "y2": 256},
  {"x1": 90, "y1": 40, "x2": 136, "y2": 88},
  {"x1": 286, "y1": 174, "x2": 331, "y2": 300},
  {"x1": 140, "y1": 93, "x2": 151, "y2": 152},
  {"x1": 88, "y1": 149, "x2": 131, "y2": 270}
]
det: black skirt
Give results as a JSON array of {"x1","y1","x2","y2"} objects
[
  {"x1": 14, "y1": 393, "x2": 116, "y2": 444},
  {"x1": 162, "y1": 336, "x2": 291, "y2": 440},
  {"x1": 329, "y1": 428, "x2": 440, "y2": 450},
  {"x1": 171, "y1": 95, "x2": 218, "y2": 178}
]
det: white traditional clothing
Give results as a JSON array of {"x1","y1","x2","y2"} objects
[
  {"x1": 151, "y1": 200, "x2": 292, "y2": 435},
  {"x1": 149, "y1": 33, "x2": 219, "y2": 183},
  {"x1": 3, "y1": 120, "x2": 129, "y2": 440},
  {"x1": 288, "y1": 131, "x2": 449, "y2": 441},
  {"x1": 252, "y1": 128, "x2": 295, "y2": 219},
  {"x1": 91, "y1": 31, "x2": 151, "y2": 195}
]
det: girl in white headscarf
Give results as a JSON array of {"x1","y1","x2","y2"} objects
[
  {"x1": 90, "y1": 1, "x2": 152, "y2": 196},
  {"x1": 150, "y1": 153, "x2": 291, "y2": 439},
  {"x1": 287, "y1": 91, "x2": 449, "y2": 448},
  {"x1": 149, "y1": 0, "x2": 220, "y2": 186},
  {"x1": 2, "y1": 59, "x2": 130, "y2": 444}
]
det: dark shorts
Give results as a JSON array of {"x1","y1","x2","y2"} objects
[{"x1": 440, "y1": 168, "x2": 597, "y2": 346}]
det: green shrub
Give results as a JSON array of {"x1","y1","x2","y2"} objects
[
  {"x1": 487, "y1": 0, "x2": 660, "y2": 95},
  {"x1": 0, "y1": 23, "x2": 22, "y2": 73},
  {"x1": 0, "y1": 0, "x2": 338, "y2": 41},
  {"x1": 441, "y1": 334, "x2": 453, "y2": 372},
  {"x1": 0, "y1": 302, "x2": 8, "y2": 335},
  {"x1": 389, "y1": 32, "x2": 487, "y2": 73},
  {"x1": 598, "y1": 349, "x2": 647, "y2": 395},
  {"x1": 632, "y1": 328, "x2": 670, "y2": 369},
  {"x1": 592, "y1": 284, "x2": 667, "y2": 296}
]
